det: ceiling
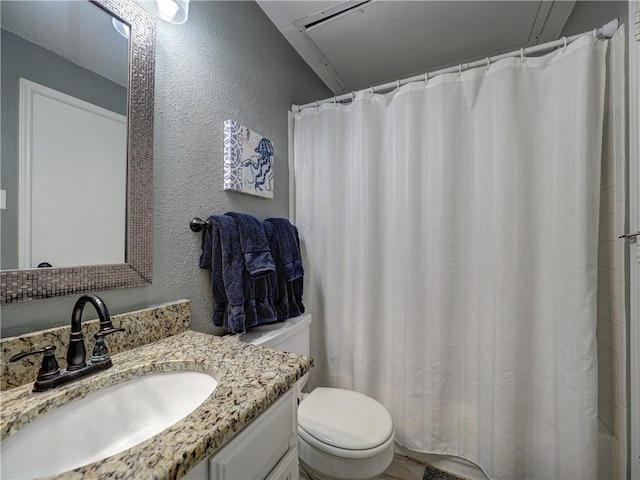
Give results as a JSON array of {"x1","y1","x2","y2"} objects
[{"x1": 257, "y1": 0, "x2": 577, "y2": 94}]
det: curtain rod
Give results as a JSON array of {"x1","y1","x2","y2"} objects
[{"x1": 293, "y1": 18, "x2": 619, "y2": 113}]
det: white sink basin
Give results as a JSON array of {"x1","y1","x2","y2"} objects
[{"x1": 1, "y1": 370, "x2": 217, "y2": 479}]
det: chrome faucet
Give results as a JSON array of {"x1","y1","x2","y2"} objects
[{"x1": 10, "y1": 294, "x2": 125, "y2": 392}]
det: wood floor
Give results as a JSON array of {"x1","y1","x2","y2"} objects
[{"x1": 379, "y1": 454, "x2": 430, "y2": 479}]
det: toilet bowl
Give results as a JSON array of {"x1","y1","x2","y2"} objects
[
  {"x1": 297, "y1": 387, "x2": 394, "y2": 480},
  {"x1": 240, "y1": 315, "x2": 395, "y2": 480}
]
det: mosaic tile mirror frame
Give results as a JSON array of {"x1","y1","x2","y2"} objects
[{"x1": 0, "y1": 0, "x2": 156, "y2": 303}]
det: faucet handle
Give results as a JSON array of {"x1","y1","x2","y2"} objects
[
  {"x1": 97, "y1": 327, "x2": 126, "y2": 336},
  {"x1": 9, "y1": 345, "x2": 61, "y2": 381},
  {"x1": 91, "y1": 328, "x2": 125, "y2": 364}
]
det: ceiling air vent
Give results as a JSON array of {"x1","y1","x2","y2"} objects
[
  {"x1": 298, "y1": 1, "x2": 372, "y2": 31},
  {"x1": 290, "y1": 1, "x2": 371, "y2": 93}
]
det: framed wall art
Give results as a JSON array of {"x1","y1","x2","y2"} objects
[{"x1": 223, "y1": 120, "x2": 274, "y2": 199}]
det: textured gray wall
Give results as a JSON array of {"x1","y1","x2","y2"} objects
[
  {"x1": 0, "y1": 29, "x2": 128, "y2": 270},
  {"x1": 1, "y1": 1, "x2": 331, "y2": 337}
]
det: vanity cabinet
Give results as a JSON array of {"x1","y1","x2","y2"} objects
[{"x1": 183, "y1": 389, "x2": 299, "y2": 480}]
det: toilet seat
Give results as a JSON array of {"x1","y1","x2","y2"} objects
[{"x1": 298, "y1": 388, "x2": 394, "y2": 459}]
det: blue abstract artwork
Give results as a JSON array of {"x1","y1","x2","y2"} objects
[{"x1": 223, "y1": 120, "x2": 274, "y2": 199}]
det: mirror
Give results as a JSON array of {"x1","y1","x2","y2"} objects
[
  {"x1": 0, "y1": 0, "x2": 155, "y2": 303},
  {"x1": 1, "y1": 1, "x2": 129, "y2": 270}
]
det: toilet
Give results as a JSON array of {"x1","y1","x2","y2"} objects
[{"x1": 240, "y1": 314, "x2": 395, "y2": 480}]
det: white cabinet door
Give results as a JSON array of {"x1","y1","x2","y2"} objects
[
  {"x1": 265, "y1": 447, "x2": 299, "y2": 480},
  {"x1": 209, "y1": 389, "x2": 297, "y2": 480},
  {"x1": 182, "y1": 458, "x2": 208, "y2": 480}
]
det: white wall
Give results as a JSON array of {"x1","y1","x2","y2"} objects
[
  {"x1": 598, "y1": 28, "x2": 628, "y2": 479},
  {"x1": 627, "y1": 4, "x2": 640, "y2": 480}
]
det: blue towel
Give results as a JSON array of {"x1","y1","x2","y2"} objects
[
  {"x1": 263, "y1": 220, "x2": 298, "y2": 320},
  {"x1": 290, "y1": 225, "x2": 305, "y2": 314},
  {"x1": 199, "y1": 214, "x2": 278, "y2": 333},
  {"x1": 198, "y1": 216, "x2": 226, "y2": 326},
  {"x1": 225, "y1": 212, "x2": 275, "y2": 278},
  {"x1": 225, "y1": 212, "x2": 277, "y2": 327},
  {"x1": 264, "y1": 218, "x2": 303, "y2": 281},
  {"x1": 263, "y1": 218, "x2": 305, "y2": 316},
  {"x1": 199, "y1": 215, "x2": 244, "y2": 333}
]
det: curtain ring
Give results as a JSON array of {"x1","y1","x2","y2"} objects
[
  {"x1": 520, "y1": 47, "x2": 525, "y2": 63},
  {"x1": 458, "y1": 64, "x2": 462, "y2": 76},
  {"x1": 396, "y1": 79, "x2": 400, "y2": 90},
  {"x1": 485, "y1": 57, "x2": 490, "y2": 71},
  {"x1": 562, "y1": 36, "x2": 567, "y2": 52},
  {"x1": 370, "y1": 86, "x2": 374, "y2": 94},
  {"x1": 593, "y1": 28, "x2": 598, "y2": 38},
  {"x1": 351, "y1": 91, "x2": 356, "y2": 101},
  {"x1": 333, "y1": 96, "x2": 337, "y2": 105},
  {"x1": 425, "y1": 72, "x2": 429, "y2": 84},
  {"x1": 315, "y1": 100, "x2": 319, "y2": 111}
]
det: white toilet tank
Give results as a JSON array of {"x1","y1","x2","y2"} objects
[
  {"x1": 239, "y1": 314, "x2": 312, "y2": 391},
  {"x1": 239, "y1": 313, "x2": 311, "y2": 356}
]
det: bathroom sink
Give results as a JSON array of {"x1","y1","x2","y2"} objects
[{"x1": 1, "y1": 370, "x2": 217, "y2": 479}]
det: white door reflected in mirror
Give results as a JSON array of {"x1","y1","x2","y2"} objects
[{"x1": 18, "y1": 79, "x2": 127, "y2": 269}]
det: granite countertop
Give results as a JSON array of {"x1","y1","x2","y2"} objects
[{"x1": 0, "y1": 330, "x2": 313, "y2": 479}]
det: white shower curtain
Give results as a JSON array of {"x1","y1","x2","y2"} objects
[{"x1": 293, "y1": 35, "x2": 608, "y2": 480}]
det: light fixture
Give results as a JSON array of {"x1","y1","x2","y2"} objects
[
  {"x1": 134, "y1": 0, "x2": 189, "y2": 24},
  {"x1": 112, "y1": 17, "x2": 130, "y2": 39}
]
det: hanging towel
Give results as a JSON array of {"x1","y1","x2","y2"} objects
[
  {"x1": 264, "y1": 218, "x2": 305, "y2": 316},
  {"x1": 224, "y1": 211, "x2": 275, "y2": 278},
  {"x1": 290, "y1": 225, "x2": 305, "y2": 314},
  {"x1": 199, "y1": 215, "x2": 279, "y2": 334},
  {"x1": 224, "y1": 212, "x2": 278, "y2": 328},
  {"x1": 198, "y1": 216, "x2": 226, "y2": 327},
  {"x1": 199, "y1": 215, "x2": 245, "y2": 333},
  {"x1": 264, "y1": 217, "x2": 303, "y2": 281},
  {"x1": 263, "y1": 220, "x2": 297, "y2": 320}
]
